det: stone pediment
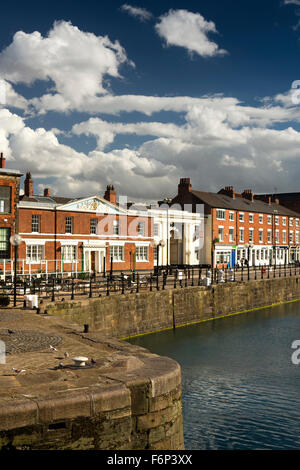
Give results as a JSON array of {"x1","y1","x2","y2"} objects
[{"x1": 59, "y1": 196, "x2": 125, "y2": 215}]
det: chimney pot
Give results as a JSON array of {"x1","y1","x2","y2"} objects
[
  {"x1": 178, "y1": 177, "x2": 192, "y2": 194},
  {"x1": 44, "y1": 188, "x2": 50, "y2": 197},
  {"x1": 0, "y1": 152, "x2": 5, "y2": 169}
]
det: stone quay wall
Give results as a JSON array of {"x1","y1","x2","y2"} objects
[
  {"x1": 46, "y1": 276, "x2": 300, "y2": 338},
  {"x1": 0, "y1": 341, "x2": 184, "y2": 450}
]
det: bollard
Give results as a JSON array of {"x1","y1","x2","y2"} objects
[
  {"x1": 71, "y1": 277, "x2": 75, "y2": 300},
  {"x1": 83, "y1": 324, "x2": 89, "y2": 333}
]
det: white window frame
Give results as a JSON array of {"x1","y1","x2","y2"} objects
[
  {"x1": 136, "y1": 245, "x2": 149, "y2": 262},
  {"x1": 259, "y1": 229, "x2": 263, "y2": 243},
  {"x1": 267, "y1": 216, "x2": 272, "y2": 225},
  {"x1": 239, "y1": 227, "x2": 244, "y2": 242},
  {"x1": 218, "y1": 226, "x2": 224, "y2": 242},
  {"x1": 26, "y1": 245, "x2": 44, "y2": 263},
  {"x1": 249, "y1": 213, "x2": 254, "y2": 223},
  {"x1": 111, "y1": 245, "x2": 124, "y2": 261},
  {"x1": 61, "y1": 245, "x2": 77, "y2": 261},
  {"x1": 249, "y1": 228, "x2": 254, "y2": 242},
  {"x1": 267, "y1": 229, "x2": 272, "y2": 243},
  {"x1": 239, "y1": 212, "x2": 244, "y2": 223},
  {"x1": 216, "y1": 209, "x2": 226, "y2": 220},
  {"x1": 229, "y1": 211, "x2": 234, "y2": 221},
  {"x1": 229, "y1": 227, "x2": 234, "y2": 243},
  {"x1": 259, "y1": 214, "x2": 263, "y2": 224}
]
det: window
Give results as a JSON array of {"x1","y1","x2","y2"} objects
[
  {"x1": 249, "y1": 213, "x2": 254, "y2": 223},
  {"x1": 216, "y1": 209, "x2": 225, "y2": 220},
  {"x1": 265, "y1": 250, "x2": 268, "y2": 260},
  {"x1": 193, "y1": 225, "x2": 200, "y2": 240},
  {"x1": 290, "y1": 218, "x2": 294, "y2": 226},
  {"x1": 261, "y1": 249, "x2": 264, "y2": 260},
  {"x1": 259, "y1": 229, "x2": 263, "y2": 243},
  {"x1": 111, "y1": 245, "x2": 124, "y2": 261},
  {"x1": 90, "y1": 218, "x2": 98, "y2": 234},
  {"x1": 290, "y1": 231, "x2": 294, "y2": 243},
  {"x1": 267, "y1": 229, "x2": 271, "y2": 243},
  {"x1": 136, "y1": 245, "x2": 149, "y2": 261},
  {"x1": 65, "y1": 216, "x2": 73, "y2": 234},
  {"x1": 113, "y1": 220, "x2": 120, "y2": 235},
  {"x1": 137, "y1": 221, "x2": 145, "y2": 236},
  {"x1": 282, "y1": 217, "x2": 286, "y2": 226},
  {"x1": 249, "y1": 228, "x2": 254, "y2": 242},
  {"x1": 283, "y1": 231, "x2": 286, "y2": 243},
  {"x1": 229, "y1": 228, "x2": 234, "y2": 243},
  {"x1": 267, "y1": 216, "x2": 272, "y2": 225},
  {"x1": 239, "y1": 213, "x2": 244, "y2": 222},
  {"x1": 275, "y1": 216, "x2": 279, "y2": 225},
  {"x1": 256, "y1": 250, "x2": 259, "y2": 260},
  {"x1": 218, "y1": 227, "x2": 224, "y2": 242},
  {"x1": 26, "y1": 245, "x2": 44, "y2": 262},
  {"x1": 0, "y1": 186, "x2": 11, "y2": 213},
  {"x1": 61, "y1": 245, "x2": 76, "y2": 261},
  {"x1": 229, "y1": 212, "x2": 234, "y2": 221},
  {"x1": 0, "y1": 228, "x2": 10, "y2": 258},
  {"x1": 275, "y1": 230, "x2": 279, "y2": 243},
  {"x1": 31, "y1": 214, "x2": 40, "y2": 233},
  {"x1": 154, "y1": 223, "x2": 159, "y2": 237},
  {"x1": 296, "y1": 231, "x2": 299, "y2": 244},
  {"x1": 239, "y1": 228, "x2": 244, "y2": 242},
  {"x1": 259, "y1": 214, "x2": 263, "y2": 224},
  {"x1": 296, "y1": 219, "x2": 299, "y2": 227}
]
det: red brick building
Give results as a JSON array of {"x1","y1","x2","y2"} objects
[
  {"x1": 170, "y1": 178, "x2": 300, "y2": 268},
  {"x1": 15, "y1": 173, "x2": 154, "y2": 276},
  {"x1": 0, "y1": 153, "x2": 22, "y2": 262}
]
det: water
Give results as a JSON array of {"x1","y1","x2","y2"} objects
[{"x1": 127, "y1": 303, "x2": 300, "y2": 450}]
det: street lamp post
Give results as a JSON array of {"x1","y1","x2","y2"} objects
[{"x1": 10, "y1": 234, "x2": 23, "y2": 307}]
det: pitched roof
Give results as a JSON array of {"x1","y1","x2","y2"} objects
[{"x1": 190, "y1": 190, "x2": 300, "y2": 217}]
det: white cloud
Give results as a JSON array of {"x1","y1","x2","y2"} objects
[
  {"x1": 155, "y1": 9, "x2": 227, "y2": 57},
  {"x1": 283, "y1": 0, "x2": 300, "y2": 5},
  {"x1": 121, "y1": 4, "x2": 153, "y2": 21},
  {"x1": 0, "y1": 21, "x2": 132, "y2": 112}
]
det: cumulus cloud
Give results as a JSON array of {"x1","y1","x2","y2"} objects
[
  {"x1": 121, "y1": 4, "x2": 153, "y2": 21},
  {"x1": 283, "y1": 0, "x2": 300, "y2": 5},
  {"x1": 0, "y1": 21, "x2": 132, "y2": 112},
  {"x1": 155, "y1": 9, "x2": 227, "y2": 57}
]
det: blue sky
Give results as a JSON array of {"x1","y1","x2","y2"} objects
[{"x1": 1, "y1": 0, "x2": 300, "y2": 200}]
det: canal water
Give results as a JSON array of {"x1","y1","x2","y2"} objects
[{"x1": 127, "y1": 302, "x2": 300, "y2": 450}]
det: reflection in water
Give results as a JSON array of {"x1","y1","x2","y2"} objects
[{"x1": 127, "y1": 303, "x2": 300, "y2": 449}]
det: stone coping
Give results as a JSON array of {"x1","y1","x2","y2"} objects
[{"x1": 0, "y1": 309, "x2": 181, "y2": 432}]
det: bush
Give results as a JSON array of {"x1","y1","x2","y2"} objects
[{"x1": 0, "y1": 295, "x2": 10, "y2": 307}]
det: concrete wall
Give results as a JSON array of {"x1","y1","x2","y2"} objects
[{"x1": 46, "y1": 276, "x2": 300, "y2": 338}]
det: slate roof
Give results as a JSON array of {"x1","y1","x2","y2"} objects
[{"x1": 190, "y1": 190, "x2": 300, "y2": 217}]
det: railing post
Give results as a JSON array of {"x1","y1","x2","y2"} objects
[
  {"x1": 254, "y1": 265, "x2": 257, "y2": 280},
  {"x1": 51, "y1": 278, "x2": 55, "y2": 302},
  {"x1": 23, "y1": 281, "x2": 27, "y2": 308},
  {"x1": 121, "y1": 273, "x2": 125, "y2": 294},
  {"x1": 71, "y1": 277, "x2": 74, "y2": 300},
  {"x1": 150, "y1": 274, "x2": 153, "y2": 292},
  {"x1": 136, "y1": 273, "x2": 139, "y2": 293},
  {"x1": 241, "y1": 265, "x2": 244, "y2": 282},
  {"x1": 198, "y1": 268, "x2": 201, "y2": 286},
  {"x1": 185, "y1": 269, "x2": 188, "y2": 287},
  {"x1": 191, "y1": 268, "x2": 194, "y2": 286},
  {"x1": 89, "y1": 277, "x2": 92, "y2": 298},
  {"x1": 156, "y1": 273, "x2": 159, "y2": 291},
  {"x1": 106, "y1": 277, "x2": 110, "y2": 296}
]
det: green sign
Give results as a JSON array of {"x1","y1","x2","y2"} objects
[{"x1": 232, "y1": 245, "x2": 237, "y2": 249}]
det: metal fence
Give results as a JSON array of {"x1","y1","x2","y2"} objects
[{"x1": 1, "y1": 262, "x2": 300, "y2": 309}]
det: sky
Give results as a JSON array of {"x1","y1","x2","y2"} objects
[{"x1": 2, "y1": 0, "x2": 300, "y2": 201}]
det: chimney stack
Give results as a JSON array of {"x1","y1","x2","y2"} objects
[
  {"x1": 275, "y1": 198, "x2": 279, "y2": 205},
  {"x1": 44, "y1": 188, "x2": 51, "y2": 197},
  {"x1": 0, "y1": 152, "x2": 5, "y2": 169},
  {"x1": 104, "y1": 184, "x2": 117, "y2": 205},
  {"x1": 178, "y1": 178, "x2": 192, "y2": 195},
  {"x1": 242, "y1": 189, "x2": 254, "y2": 202},
  {"x1": 24, "y1": 172, "x2": 34, "y2": 197},
  {"x1": 218, "y1": 186, "x2": 235, "y2": 199}
]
